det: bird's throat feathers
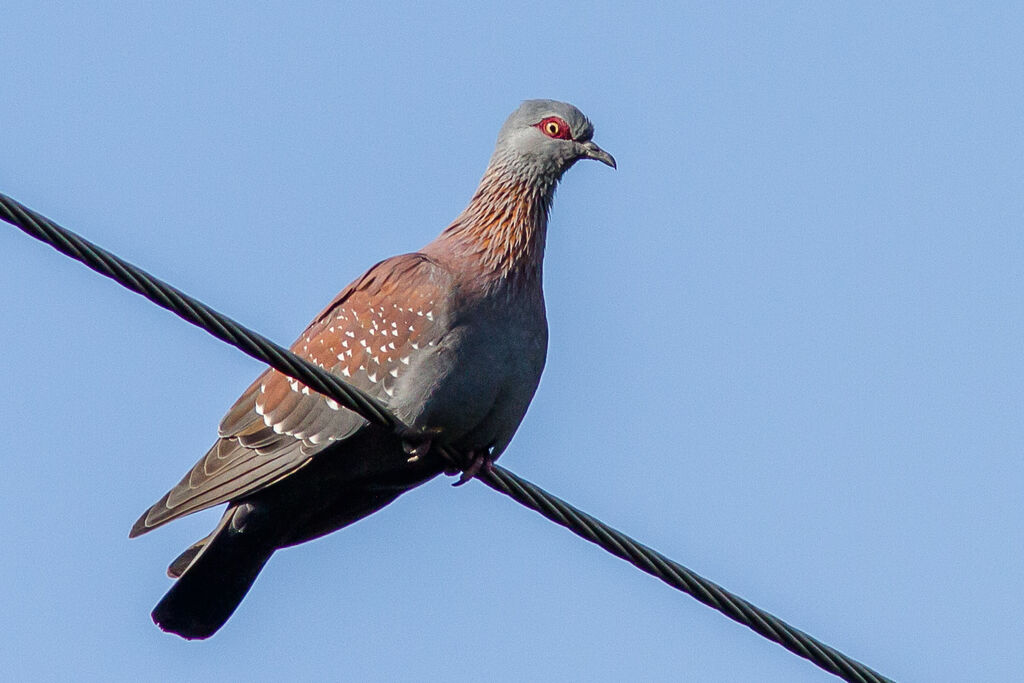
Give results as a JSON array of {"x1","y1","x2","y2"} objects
[{"x1": 433, "y1": 157, "x2": 558, "y2": 287}]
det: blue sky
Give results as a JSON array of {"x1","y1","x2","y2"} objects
[{"x1": 1, "y1": 3, "x2": 1021, "y2": 681}]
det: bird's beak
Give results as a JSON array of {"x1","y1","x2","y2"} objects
[{"x1": 579, "y1": 140, "x2": 617, "y2": 169}]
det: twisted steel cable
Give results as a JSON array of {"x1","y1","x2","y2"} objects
[{"x1": 0, "y1": 192, "x2": 894, "y2": 683}]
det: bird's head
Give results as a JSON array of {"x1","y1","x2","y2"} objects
[{"x1": 492, "y1": 99, "x2": 616, "y2": 179}]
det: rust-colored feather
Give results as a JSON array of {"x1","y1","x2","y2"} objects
[{"x1": 130, "y1": 253, "x2": 452, "y2": 537}]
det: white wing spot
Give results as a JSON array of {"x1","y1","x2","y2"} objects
[
  {"x1": 389, "y1": 368, "x2": 399, "y2": 378},
  {"x1": 411, "y1": 342, "x2": 419, "y2": 350},
  {"x1": 326, "y1": 398, "x2": 340, "y2": 410},
  {"x1": 400, "y1": 356, "x2": 410, "y2": 365},
  {"x1": 345, "y1": 331, "x2": 355, "y2": 338},
  {"x1": 342, "y1": 367, "x2": 351, "y2": 377},
  {"x1": 367, "y1": 371, "x2": 378, "y2": 382},
  {"x1": 425, "y1": 311, "x2": 434, "y2": 321}
]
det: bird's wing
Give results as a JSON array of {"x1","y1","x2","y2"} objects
[{"x1": 130, "y1": 252, "x2": 451, "y2": 537}]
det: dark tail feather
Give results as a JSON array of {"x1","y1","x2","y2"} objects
[
  {"x1": 152, "y1": 503, "x2": 277, "y2": 640},
  {"x1": 167, "y1": 536, "x2": 210, "y2": 579}
]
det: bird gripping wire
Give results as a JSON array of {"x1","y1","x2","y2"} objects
[{"x1": 0, "y1": 192, "x2": 893, "y2": 683}]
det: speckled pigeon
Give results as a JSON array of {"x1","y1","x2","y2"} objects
[{"x1": 130, "y1": 99, "x2": 615, "y2": 639}]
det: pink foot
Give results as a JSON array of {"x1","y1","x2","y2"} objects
[{"x1": 453, "y1": 449, "x2": 495, "y2": 486}]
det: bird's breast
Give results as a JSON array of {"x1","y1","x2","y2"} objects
[{"x1": 389, "y1": 293, "x2": 547, "y2": 454}]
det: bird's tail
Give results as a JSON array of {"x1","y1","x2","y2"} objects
[{"x1": 151, "y1": 502, "x2": 278, "y2": 640}]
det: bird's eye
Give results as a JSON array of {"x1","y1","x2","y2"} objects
[{"x1": 537, "y1": 116, "x2": 572, "y2": 140}]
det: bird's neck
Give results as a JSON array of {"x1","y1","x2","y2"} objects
[{"x1": 429, "y1": 155, "x2": 558, "y2": 289}]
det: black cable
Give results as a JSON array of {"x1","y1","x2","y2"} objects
[{"x1": 0, "y1": 192, "x2": 894, "y2": 683}]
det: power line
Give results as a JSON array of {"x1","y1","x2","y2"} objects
[{"x1": 0, "y1": 192, "x2": 894, "y2": 683}]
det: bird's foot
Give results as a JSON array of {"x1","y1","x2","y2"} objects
[
  {"x1": 397, "y1": 425, "x2": 444, "y2": 462},
  {"x1": 452, "y1": 449, "x2": 495, "y2": 487}
]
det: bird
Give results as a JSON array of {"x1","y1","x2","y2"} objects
[{"x1": 129, "y1": 99, "x2": 616, "y2": 639}]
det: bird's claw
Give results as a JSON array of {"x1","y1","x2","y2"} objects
[
  {"x1": 397, "y1": 425, "x2": 444, "y2": 462},
  {"x1": 452, "y1": 449, "x2": 495, "y2": 487},
  {"x1": 397, "y1": 425, "x2": 493, "y2": 483}
]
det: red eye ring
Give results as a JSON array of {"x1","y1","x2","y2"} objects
[{"x1": 536, "y1": 116, "x2": 573, "y2": 140}]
